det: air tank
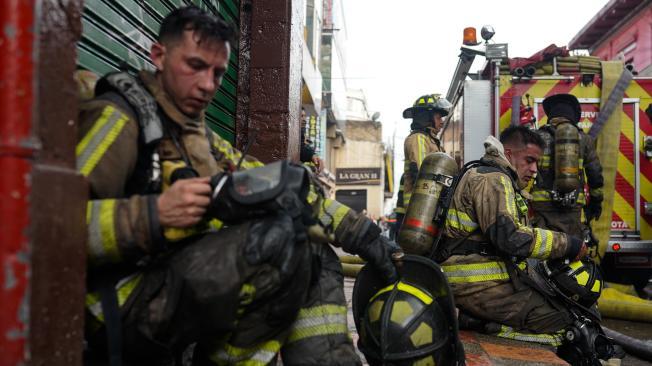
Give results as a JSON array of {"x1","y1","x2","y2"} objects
[
  {"x1": 398, "y1": 152, "x2": 459, "y2": 255},
  {"x1": 554, "y1": 122, "x2": 581, "y2": 193}
]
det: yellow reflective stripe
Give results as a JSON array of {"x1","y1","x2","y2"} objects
[
  {"x1": 416, "y1": 135, "x2": 427, "y2": 166},
  {"x1": 394, "y1": 207, "x2": 406, "y2": 214},
  {"x1": 500, "y1": 176, "x2": 517, "y2": 217},
  {"x1": 211, "y1": 339, "x2": 282, "y2": 365},
  {"x1": 531, "y1": 228, "x2": 553, "y2": 259},
  {"x1": 287, "y1": 323, "x2": 349, "y2": 343},
  {"x1": 287, "y1": 304, "x2": 349, "y2": 343},
  {"x1": 569, "y1": 260, "x2": 583, "y2": 271},
  {"x1": 496, "y1": 325, "x2": 564, "y2": 346},
  {"x1": 446, "y1": 208, "x2": 479, "y2": 233},
  {"x1": 77, "y1": 106, "x2": 129, "y2": 176},
  {"x1": 87, "y1": 199, "x2": 121, "y2": 265},
  {"x1": 85, "y1": 273, "x2": 143, "y2": 322},
  {"x1": 76, "y1": 106, "x2": 115, "y2": 157},
  {"x1": 539, "y1": 155, "x2": 551, "y2": 168},
  {"x1": 211, "y1": 133, "x2": 264, "y2": 170},
  {"x1": 442, "y1": 261, "x2": 526, "y2": 283},
  {"x1": 591, "y1": 279, "x2": 602, "y2": 293},
  {"x1": 403, "y1": 192, "x2": 412, "y2": 205},
  {"x1": 307, "y1": 190, "x2": 319, "y2": 204},
  {"x1": 370, "y1": 282, "x2": 433, "y2": 305},
  {"x1": 531, "y1": 190, "x2": 551, "y2": 202},
  {"x1": 320, "y1": 198, "x2": 349, "y2": 230}
]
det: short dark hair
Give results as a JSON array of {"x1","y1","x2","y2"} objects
[
  {"x1": 159, "y1": 6, "x2": 236, "y2": 47},
  {"x1": 499, "y1": 126, "x2": 545, "y2": 150}
]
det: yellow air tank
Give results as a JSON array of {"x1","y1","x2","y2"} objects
[
  {"x1": 554, "y1": 122, "x2": 581, "y2": 193},
  {"x1": 398, "y1": 152, "x2": 459, "y2": 255}
]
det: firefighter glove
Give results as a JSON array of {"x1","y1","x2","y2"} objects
[
  {"x1": 244, "y1": 213, "x2": 303, "y2": 281},
  {"x1": 359, "y1": 236, "x2": 401, "y2": 284},
  {"x1": 585, "y1": 199, "x2": 602, "y2": 222},
  {"x1": 566, "y1": 235, "x2": 587, "y2": 261}
]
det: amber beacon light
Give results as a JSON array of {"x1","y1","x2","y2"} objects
[{"x1": 463, "y1": 27, "x2": 478, "y2": 45}]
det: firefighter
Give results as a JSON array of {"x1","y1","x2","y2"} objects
[
  {"x1": 437, "y1": 126, "x2": 589, "y2": 347},
  {"x1": 79, "y1": 6, "x2": 399, "y2": 365},
  {"x1": 300, "y1": 107, "x2": 323, "y2": 172},
  {"x1": 531, "y1": 93, "x2": 604, "y2": 238},
  {"x1": 395, "y1": 94, "x2": 452, "y2": 234}
]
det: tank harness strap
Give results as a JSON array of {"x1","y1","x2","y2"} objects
[{"x1": 96, "y1": 72, "x2": 163, "y2": 144}]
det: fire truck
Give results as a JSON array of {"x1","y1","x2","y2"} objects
[{"x1": 442, "y1": 26, "x2": 652, "y2": 290}]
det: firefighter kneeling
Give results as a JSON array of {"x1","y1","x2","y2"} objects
[{"x1": 390, "y1": 126, "x2": 617, "y2": 365}]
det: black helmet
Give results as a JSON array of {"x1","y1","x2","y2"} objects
[
  {"x1": 403, "y1": 94, "x2": 452, "y2": 119},
  {"x1": 353, "y1": 255, "x2": 464, "y2": 366},
  {"x1": 543, "y1": 94, "x2": 582, "y2": 124},
  {"x1": 539, "y1": 258, "x2": 603, "y2": 308}
]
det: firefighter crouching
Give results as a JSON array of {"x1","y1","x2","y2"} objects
[
  {"x1": 531, "y1": 93, "x2": 604, "y2": 238},
  {"x1": 435, "y1": 127, "x2": 612, "y2": 360},
  {"x1": 395, "y1": 94, "x2": 452, "y2": 234},
  {"x1": 80, "y1": 6, "x2": 400, "y2": 365}
]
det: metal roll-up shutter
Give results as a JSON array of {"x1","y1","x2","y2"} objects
[{"x1": 77, "y1": 0, "x2": 240, "y2": 143}]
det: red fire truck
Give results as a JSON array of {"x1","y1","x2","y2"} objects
[{"x1": 442, "y1": 27, "x2": 652, "y2": 290}]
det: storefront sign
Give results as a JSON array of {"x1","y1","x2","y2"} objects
[{"x1": 336, "y1": 168, "x2": 381, "y2": 185}]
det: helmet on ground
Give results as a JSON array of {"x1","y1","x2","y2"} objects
[
  {"x1": 403, "y1": 94, "x2": 452, "y2": 119},
  {"x1": 539, "y1": 258, "x2": 602, "y2": 308},
  {"x1": 543, "y1": 93, "x2": 582, "y2": 124},
  {"x1": 353, "y1": 255, "x2": 464, "y2": 366}
]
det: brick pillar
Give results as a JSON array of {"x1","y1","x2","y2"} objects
[
  {"x1": 236, "y1": 0, "x2": 304, "y2": 162},
  {"x1": 29, "y1": 0, "x2": 87, "y2": 365}
]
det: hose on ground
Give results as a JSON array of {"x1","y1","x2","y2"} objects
[{"x1": 603, "y1": 326, "x2": 652, "y2": 362}]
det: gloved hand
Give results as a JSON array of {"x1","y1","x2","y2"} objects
[
  {"x1": 244, "y1": 213, "x2": 305, "y2": 280},
  {"x1": 356, "y1": 236, "x2": 402, "y2": 284},
  {"x1": 585, "y1": 199, "x2": 602, "y2": 222},
  {"x1": 567, "y1": 235, "x2": 588, "y2": 261}
]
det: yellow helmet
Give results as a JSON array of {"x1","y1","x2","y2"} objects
[
  {"x1": 353, "y1": 255, "x2": 464, "y2": 366},
  {"x1": 403, "y1": 94, "x2": 452, "y2": 119}
]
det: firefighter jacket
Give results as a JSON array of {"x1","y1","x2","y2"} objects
[
  {"x1": 531, "y1": 120, "x2": 604, "y2": 207},
  {"x1": 398, "y1": 127, "x2": 443, "y2": 213},
  {"x1": 79, "y1": 70, "x2": 381, "y2": 319},
  {"x1": 439, "y1": 136, "x2": 581, "y2": 298}
]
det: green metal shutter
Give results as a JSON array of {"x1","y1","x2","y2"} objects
[{"x1": 77, "y1": 0, "x2": 240, "y2": 143}]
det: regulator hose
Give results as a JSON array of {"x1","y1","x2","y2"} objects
[{"x1": 603, "y1": 326, "x2": 652, "y2": 362}]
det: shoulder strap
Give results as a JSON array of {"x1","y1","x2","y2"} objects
[{"x1": 96, "y1": 72, "x2": 163, "y2": 145}]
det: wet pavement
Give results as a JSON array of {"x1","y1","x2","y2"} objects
[{"x1": 343, "y1": 277, "x2": 652, "y2": 366}]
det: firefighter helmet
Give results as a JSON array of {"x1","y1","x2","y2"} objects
[
  {"x1": 403, "y1": 94, "x2": 452, "y2": 119},
  {"x1": 543, "y1": 93, "x2": 582, "y2": 124},
  {"x1": 353, "y1": 255, "x2": 464, "y2": 366},
  {"x1": 539, "y1": 258, "x2": 603, "y2": 308}
]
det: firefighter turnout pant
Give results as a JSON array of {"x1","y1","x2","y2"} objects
[
  {"x1": 195, "y1": 243, "x2": 360, "y2": 365},
  {"x1": 443, "y1": 256, "x2": 573, "y2": 343}
]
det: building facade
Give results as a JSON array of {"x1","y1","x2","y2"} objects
[{"x1": 570, "y1": 0, "x2": 652, "y2": 76}]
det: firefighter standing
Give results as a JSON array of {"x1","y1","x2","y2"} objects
[
  {"x1": 79, "y1": 6, "x2": 399, "y2": 365},
  {"x1": 437, "y1": 126, "x2": 587, "y2": 342},
  {"x1": 395, "y1": 94, "x2": 451, "y2": 233},
  {"x1": 530, "y1": 93, "x2": 604, "y2": 238}
]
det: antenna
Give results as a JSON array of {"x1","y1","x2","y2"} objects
[{"x1": 235, "y1": 130, "x2": 257, "y2": 171}]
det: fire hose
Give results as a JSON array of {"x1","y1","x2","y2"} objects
[{"x1": 603, "y1": 326, "x2": 652, "y2": 362}]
